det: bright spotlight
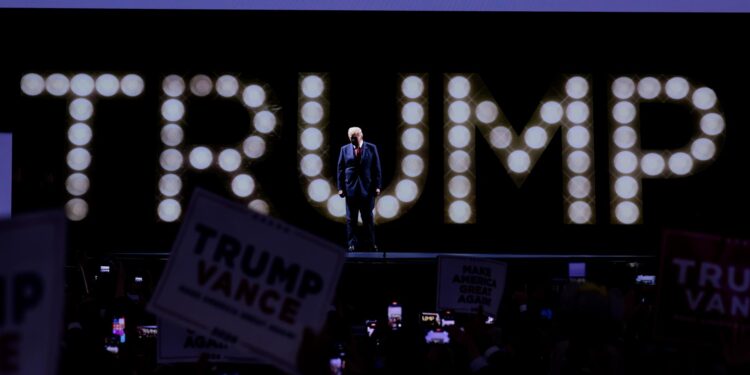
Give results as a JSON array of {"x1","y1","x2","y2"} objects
[
  {"x1": 567, "y1": 151, "x2": 591, "y2": 174},
  {"x1": 71, "y1": 74, "x2": 95, "y2": 96},
  {"x1": 376, "y1": 195, "x2": 400, "y2": 218},
  {"x1": 615, "y1": 201, "x2": 639, "y2": 224},
  {"x1": 67, "y1": 148, "x2": 92, "y2": 171},
  {"x1": 301, "y1": 128, "x2": 324, "y2": 151},
  {"x1": 665, "y1": 77, "x2": 689, "y2": 100},
  {"x1": 301, "y1": 101, "x2": 324, "y2": 124},
  {"x1": 524, "y1": 126, "x2": 547, "y2": 149},
  {"x1": 540, "y1": 101, "x2": 563, "y2": 124},
  {"x1": 302, "y1": 75, "x2": 325, "y2": 99},
  {"x1": 189, "y1": 147, "x2": 213, "y2": 170},
  {"x1": 21, "y1": 73, "x2": 45, "y2": 96},
  {"x1": 475, "y1": 101, "x2": 498, "y2": 124},
  {"x1": 254, "y1": 111, "x2": 277, "y2": 134},
  {"x1": 692, "y1": 87, "x2": 717, "y2": 110},
  {"x1": 66, "y1": 198, "x2": 89, "y2": 221},
  {"x1": 216, "y1": 75, "x2": 239, "y2": 97},
  {"x1": 508, "y1": 150, "x2": 530, "y2": 173},
  {"x1": 490, "y1": 126, "x2": 512, "y2": 149},
  {"x1": 402, "y1": 102, "x2": 424, "y2": 125},
  {"x1": 566, "y1": 126, "x2": 590, "y2": 149},
  {"x1": 614, "y1": 176, "x2": 639, "y2": 199},
  {"x1": 121, "y1": 74, "x2": 145, "y2": 97},
  {"x1": 46, "y1": 73, "x2": 69, "y2": 96},
  {"x1": 159, "y1": 149, "x2": 183, "y2": 172},
  {"x1": 640, "y1": 153, "x2": 665, "y2": 176},
  {"x1": 401, "y1": 155, "x2": 424, "y2": 177},
  {"x1": 68, "y1": 123, "x2": 92, "y2": 146},
  {"x1": 248, "y1": 199, "x2": 270, "y2": 215},
  {"x1": 568, "y1": 201, "x2": 592, "y2": 224},
  {"x1": 448, "y1": 201, "x2": 471, "y2": 223},
  {"x1": 448, "y1": 176, "x2": 471, "y2": 199},
  {"x1": 395, "y1": 180, "x2": 418, "y2": 202},
  {"x1": 243, "y1": 136, "x2": 266, "y2": 159},
  {"x1": 218, "y1": 149, "x2": 242, "y2": 172},
  {"x1": 161, "y1": 124, "x2": 184, "y2": 147},
  {"x1": 448, "y1": 150, "x2": 470, "y2": 173},
  {"x1": 301, "y1": 154, "x2": 323, "y2": 177},
  {"x1": 69, "y1": 98, "x2": 94, "y2": 121},
  {"x1": 567, "y1": 176, "x2": 591, "y2": 199},
  {"x1": 158, "y1": 199, "x2": 181, "y2": 222},
  {"x1": 637, "y1": 77, "x2": 661, "y2": 99},
  {"x1": 65, "y1": 173, "x2": 90, "y2": 196},
  {"x1": 161, "y1": 99, "x2": 185, "y2": 122},
  {"x1": 566, "y1": 101, "x2": 589, "y2": 124},
  {"x1": 690, "y1": 138, "x2": 716, "y2": 161},
  {"x1": 327, "y1": 195, "x2": 346, "y2": 217},
  {"x1": 242, "y1": 85, "x2": 266, "y2": 108},
  {"x1": 232, "y1": 174, "x2": 256, "y2": 197},
  {"x1": 163, "y1": 75, "x2": 185, "y2": 97},
  {"x1": 307, "y1": 178, "x2": 331, "y2": 202},
  {"x1": 700, "y1": 113, "x2": 724, "y2": 136},
  {"x1": 159, "y1": 174, "x2": 182, "y2": 197},
  {"x1": 566, "y1": 76, "x2": 589, "y2": 99},
  {"x1": 612, "y1": 77, "x2": 636, "y2": 99},
  {"x1": 668, "y1": 152, "x2": 693, "y2": 175},
  {"x1": 402, "y1": 76, "x2": 424, "y2": 99},
  {"x1": 448, "y1": 125, "x2": 471, "y2": 148},
  {"x1": 402, "y1": 128, "x2": 424, "y2": 151},
  {"x1": 95, "y1": 74, "x2": 120, "y2": 97},
  {"x1": 448, "y1": 101, "x2": 471, "y2": 123},
  {"x1": 190, "y1": 75, "x2": 213, "y2": 97},
  {"x1": 612, "y1": 101, "x2": 636, "y2": 124},
  {"x1": 613, "y1": 126, "x2": 637, "y2": 149},
  {"x1": 613, "y1": 151, "x2": 638, "y2": 174},
  {"x1": 448, "y1": 76, "x2": 470, "y2": 99}
]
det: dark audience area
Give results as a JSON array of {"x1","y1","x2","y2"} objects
[{"x1": 57, "y1": 256, "x2": 750, "y2": 375}]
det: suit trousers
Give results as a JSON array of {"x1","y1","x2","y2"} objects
[{"x1": 345, "y1": 194, "x2": 376, "y2": 248}]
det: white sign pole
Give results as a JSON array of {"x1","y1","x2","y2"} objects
[{"x1": 0, "y1": 133, "x2": 11, "y2": 219}]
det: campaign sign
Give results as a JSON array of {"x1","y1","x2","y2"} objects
[
  {"x1": 437, "y1": 256, "x2": 507, "y2": 315},
  {"x1": 0, "y1": 212, "x2": 66, "y2": 374},
  {"x1": 148, "y1": 189, "x2": 345, "y2": 373},
  {"x1": 657, "y1": 230, "x2": 750, "y2": 342},
  {"x1": 157, "y1": 319, "x2": 262, "y2": 364}
]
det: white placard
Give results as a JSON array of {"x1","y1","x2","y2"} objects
[
  {"x1": 157, "y1": 319, "x2": 262, "y2": 364},
  {"x1": 437, "y1": 256, "x2": 507, "y2": 315},
  {"x1": 0, "y1": 211, "x2": 66, "y2": 374},
  {"x1": 148, "y1": 189, "x2": 345, "y2": 373}
]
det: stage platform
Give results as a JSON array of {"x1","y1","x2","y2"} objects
[{"x1": 110, "y1": 251, "x2": 656, "y2": 263}]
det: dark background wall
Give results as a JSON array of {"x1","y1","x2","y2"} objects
[{"x1": 1, "y1": 10, "x2": 748, "y2": 256}]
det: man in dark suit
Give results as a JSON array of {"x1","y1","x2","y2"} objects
[{"x1": 337, "y1": 126, "x2": 382, "y2": 252}]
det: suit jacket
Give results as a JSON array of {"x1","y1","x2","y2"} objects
[{"x1": 337, "y1": 142, "x2": 382, "y2": 198}]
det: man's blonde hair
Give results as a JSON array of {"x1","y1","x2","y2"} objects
[{"x1": 347, "y1": 127, "x2": 363, "y2": 139}]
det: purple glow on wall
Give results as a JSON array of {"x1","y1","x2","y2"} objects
[{"x1": 0, "y1": 0, "x2": 749, "y2": 13}]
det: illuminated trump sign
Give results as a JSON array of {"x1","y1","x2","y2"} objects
[{"x1": 19, "y1": 72, "x2": 725, "y2": 225}]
